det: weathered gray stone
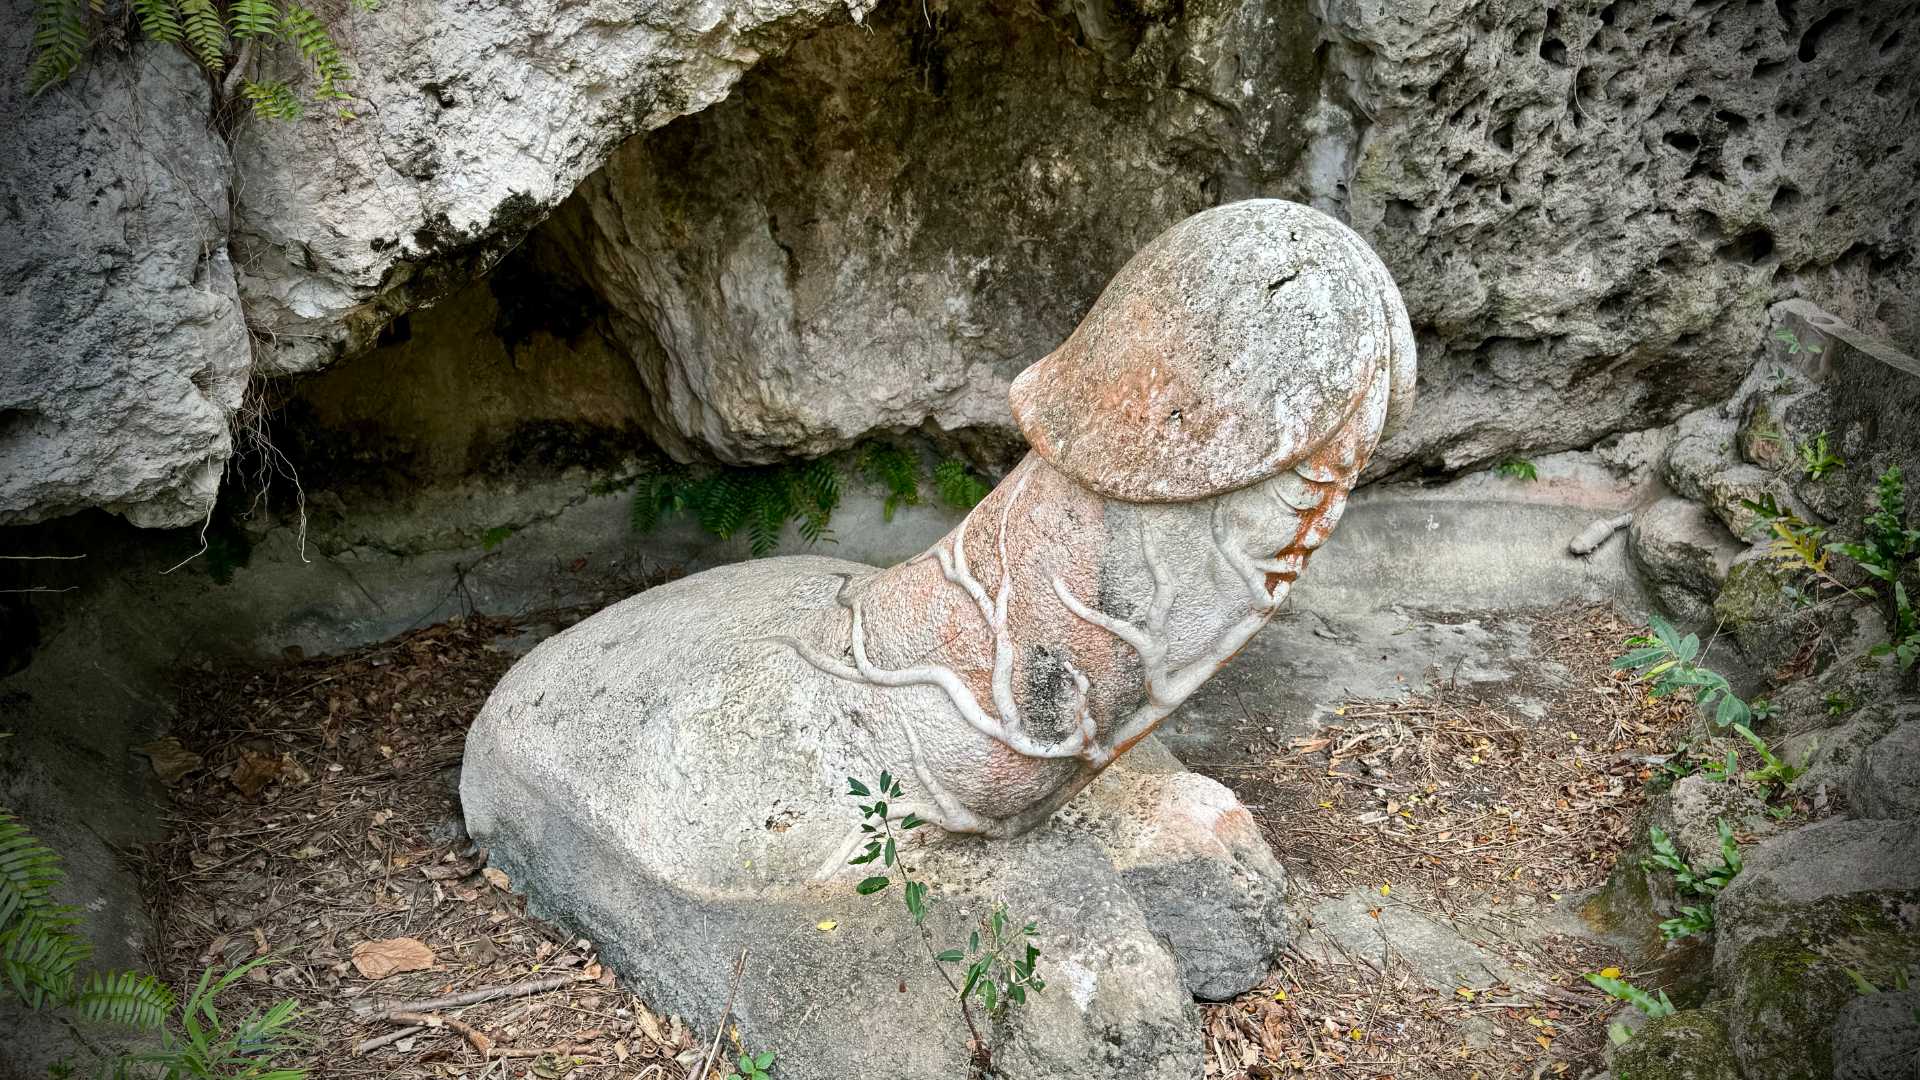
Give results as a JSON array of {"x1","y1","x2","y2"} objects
[
  {"x1": 1714, "y1": 551, "x2": 1826, "y2": 675},
  {"x1": 1713, "y1": 818, "x2": 1920, "y2": 1080},
  {"x1": 1850, "y1": 720, "x2": 1920, "y2": 821},
  {"x1": 0, "y1": 18, "x2": 250, "y2": 528},
  {"x1": 226, "y1": 0, "x2": 858, "y2": 375},
  {"x1": 1662, "y1": 411, "x2": 1780, "y2": 542},
  {"x1": 1320, "y1": 0, "x2": 1920, "y2": 476},
  {"x1": 1832, "y1": 990, "x2": 1920, "y2": 1080},
  {"x1": 1606, "y1": 1005, "x2": 1743, "y2": 1080},
  {"x1": 538, "y1": 0, "x2": 1329, "y2": 464},
  {"x1": 1629, "y1": 497, "x2": 1743, "y2": 625},
  {"x1": 1298, "y1": 891, "x2": 1526, "y2": 993}
]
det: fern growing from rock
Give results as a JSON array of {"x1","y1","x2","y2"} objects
[
  {"x1": 1, "y1": 809, "x2": 313, "y2": 1075},
  {"x1": 0, "y1": 810, "x2": 174, "y2": 1027},
  {"x1": 25, "y1": 0, "x2": 368, "y2": 121}
]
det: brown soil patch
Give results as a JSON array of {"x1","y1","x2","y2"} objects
[
  {"x1": 135, "y1": 600, "x2": 1686, "y2": 1079},
  {"x1": 1198, "y1": 601, "x2": 1695, "y2": 1078}
]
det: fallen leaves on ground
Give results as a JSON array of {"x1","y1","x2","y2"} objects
[
  {"x1": 351, "y1": 937, "x2": 437, "y2": 980},
  {"x1": 1199, "y1": 602, "x2": 1693, "y2": 1078}
]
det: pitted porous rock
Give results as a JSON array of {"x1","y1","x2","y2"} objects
[{"x1": 1009, "y1": 199, "x2": 1415, "y2": 503}]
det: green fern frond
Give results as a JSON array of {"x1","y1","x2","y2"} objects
[
  {"x1": 933, "y1": 459, "x2": 991, "y2": 510},
  {"x1": 27, "y1": 0, "x2": 89, "y2": 94},
  {"x1": 794, "y1": 457, "x2": 841, "y2": 517},
  {"x1": 228, "y1": 0, "x2": 277, "y2": 39},
  {"x1": 629, "y1": 467, "x2": 688, "y2": 534},
  {"x1": 859, "y1": 443, "x2": 919, "y2": 522},
  {"x1": 0, "y1": 906, "x2": 90, "y2": 1007},
  {"x1": 176, "y1": 0, "x2": 226, "y2": 72},
  {"x1": 690, "y1": 473, "x2": 746, "y2": 540},
  {"x1": 280, "y1": 2, "x2": 350, "y2": 95},
  {"x1": 746, "y1": 482, "x2": 786, "y2": 558},
  {"x1": 130, "y1": 0, "x2": 183, "y2": 44},
  {"x1": 71, "y1": 970, "x2": 174, "y2": 1030},
  {"x1": 242, "y1": 79, "x2": 302, "y2": 119},
  {"x1": 0, "y1": 813, "x2": 64, "y2": 926}
]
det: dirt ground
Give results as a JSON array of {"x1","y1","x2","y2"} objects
[{"x1": 136, "y1": 600, "x2": 1687, "y2": 1079}]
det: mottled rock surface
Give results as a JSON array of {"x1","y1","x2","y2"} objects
[
  {"x1": 0, "y1": 14, "x2": 249, "y2": 528},
  {"x1": 9, "y1": 0, "x2": 1920, "y2": 529},
  {"x1": 227, "y1": 0, "x2": 857, "y2": 375},
  {"x1": 1850, "y1": 720, "x2": 1920, "y2": 821},
  {"x1": 1832, "y1": 990, "x2": 1920, "y2": 1080},
  {"x1": 1322, "y1": 0, "x2": 1920, "y2": 475},
  {"x1": 1712, "y1": 818, "x2": 1920, "y2": 1080},
  {"x1": 1628, "y1": 496, "x2": 1743, "y2": 625}
]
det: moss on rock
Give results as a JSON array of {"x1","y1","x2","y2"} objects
[
  {"x1": 1611, "y1": 1005, "x2": 1742, "y2": 1080},
  {"x1": 1723, "y1": 890, "x2": 1920, "y2": 1080}
]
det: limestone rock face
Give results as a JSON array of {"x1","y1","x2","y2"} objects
[
  {"x1": 461, "y1": 555, "x2": 1291, "y2": 1078},
  {"x1": 1849, "y1": 719, "x2": 1920, "y2": 821},
  {"x1": 1831, "y1": 990, "x2": 1920, "y2": 1080},
  {"x1": 1712, "y1": 818, "x2": 1920, "y2": 1080},
  {"x1": 1321, "y1": 0, "x2": 1920, "y2": 476},
  {"x1": 1628, "y1": 496, "x2": 1744, "y2": 626},
  {"x1": 0, "y1": 24, "x2": 250, "y2": 528},
  {"x1": 539, "y1": 0, "x2": 1327, "y2": 463},
  {"x1": 225, "y1": 0, "x2": 857, "y2": 376},
  {"x1": 11, "y1": 0, "x2": 1919, "y2": 527},
  {"x1": 545, "y1": 0, "x2": 1920, "y2": 472}
]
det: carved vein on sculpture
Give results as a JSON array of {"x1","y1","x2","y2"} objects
[{"x1": 770, "y1": 460, "x2": 1346, "y2": 837}]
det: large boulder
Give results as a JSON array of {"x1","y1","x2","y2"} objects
[
  {"x1": 1849, "y1": 719, "x2": 1920, "y2": 821},
  {"x1": 1606, "y1": 1004, "x2": 1743, "y2": 1080},
  {"x1": 1712, "y1": 818, "x2": 1920, "y2": 1080},
  {"x1": 1, "y1": 23, "x2": 249, "y2": 528},
  {"x1": 226, "y1": 0, "x2": 858, "y2": 375},
  {"x1": 461, "y1": 555, "x2": 1290, "y2": 1079},
  {"x1": 1629, "y1": 496, "x2": 1744, "y2": 625}
]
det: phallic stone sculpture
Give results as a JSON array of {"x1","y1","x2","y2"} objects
[
  {"x1": 461, "y1": 198, "x2": 1414, "y2": 1078},
  {"x1": 764, "y1": 197, "x2": 1414, "y2": 838}
]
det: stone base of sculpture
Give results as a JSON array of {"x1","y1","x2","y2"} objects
[{"x1": 461, "y1": 556, "x2": 1288, "y2": 1079}]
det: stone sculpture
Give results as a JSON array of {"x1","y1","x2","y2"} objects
[
  {"x1": 765, "y1": 197, "x2": 1414, "y2": 837},
  {"x1": 461, "y1": 198, "x2": 1414, "y2": 1078}
]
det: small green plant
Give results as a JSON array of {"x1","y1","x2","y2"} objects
[
  {"x1": 1825, "y1": 691, "x2": 1858, "y2": 716},
  {"x1": 630, "y1": 459, "x2": 841, "y2": 557},
  {"x1": 1699, "y1": 746, "x2": 1740, "y2": 783},
  {"x1": 1641, "y1": 820, "x2": 1742, "y2": 941},
  {"x1": 1659, "y1": 905, "x2": 1716, "y2": 941},
  {"x1": 1829, "y1": 467, "x2": 1920, "y2": 583},
  {"x1": 1643, "y1": 820, "x2": 1742, "y2": 897},
  {"x1": 479, "y1": 525, "x2": 514, "y2": 551},
  {"x1": 1615, "y1": 616, "x2": 1752, "y2": 728},
  {"x1": 1732, "y1": 723, "x2": 1806, "y2": 793},
  {"x1": 932, "y1": 459, "x2": 993, "y2": 510},
  {"x1": 1841, "y1": 967, "x2": 1913, "y2": 995},
  {"x1": 1586, "y1": 969, "x2": 1676, "y2": 1045},
  {"x1": 847, "y1": 775, "x2": 1042, "y2": 1071},
  {"x1": 1495, "y1": 457, "x2": 1538, "y2": 481},
  {"x1": 732, "y1": 1049, "x2": 777, "y2": 1080},
  {"x1": 1586, "y1": 970, "x2": 1676, "y2": 1017},
  {"x1": 860, "y1": 443, "x2": 922, "y2": 522},
  {"x1": 1, "y1": 810, "x2": 312, "y2": 1077},
  {"x1": 1797, "y1": 431, "x2": 1844, "y2": 481},
  {"x1": 125, "y1": 957, "x2": 314, "y2": 1079},
  {"x1": 1869, "y1": 582, "x2": 1919, "y2": 672},
  {"x1": 1766, "y1": 365, "x2": 1798, "y2": 393},
  {"x1": 28, "y1": 0, "x2": 371, "y2": 120},
  {"x1": 1772, "y1": 328, "x2": 1825, "y2": 357}
]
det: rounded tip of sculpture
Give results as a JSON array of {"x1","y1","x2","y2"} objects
[{"x1": 1008, "y1": 199, "x2": 1416, "y2": 502}]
